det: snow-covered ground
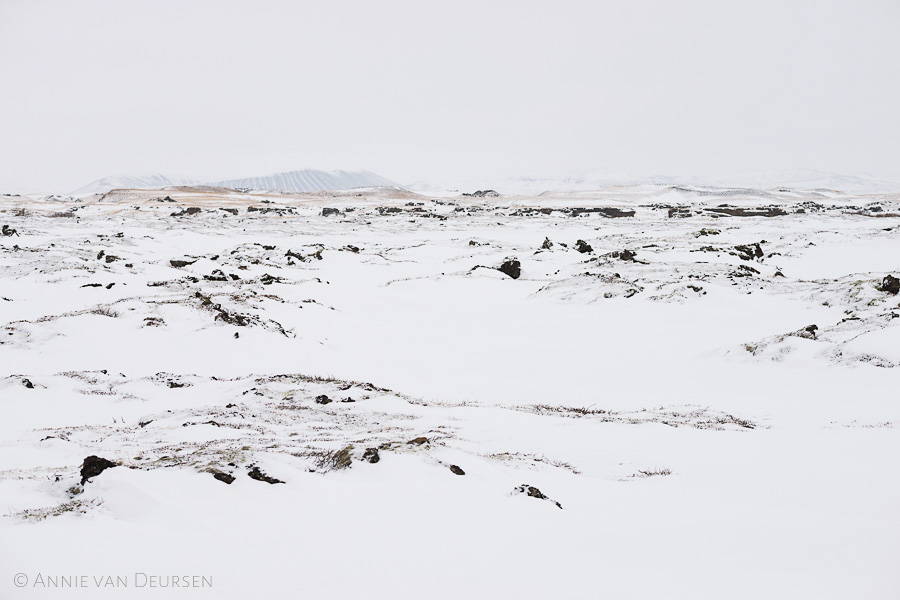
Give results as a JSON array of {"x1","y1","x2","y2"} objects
[{"x1": 1, "y1": 185, "x2": 898, "y2": 598}]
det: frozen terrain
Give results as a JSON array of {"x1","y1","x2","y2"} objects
[
  {"x1": 407, "y1": 169, "x2": 900, "y2": 196},
  {"x1": 1, "y1": 184, "x2": 898, "y2": 598}
]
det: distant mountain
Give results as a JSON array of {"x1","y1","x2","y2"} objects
[
  {"x1": 70, "y1": 174, "x2": 199, "y2": 196},
  {"x1": 70, "y1": 169, "x2": 398, "y2": 196},
  {"x1": 210, "y1": 169, "x2": 398, "y2": 193}
]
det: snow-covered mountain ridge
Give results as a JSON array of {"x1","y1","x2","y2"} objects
[
  {"x1": 210, "y1": 169, "x2": 397, "y2": 193},
  {"x1": 69, "y1": 174, "x2": 199, "y2": 196},
  {"x1": 71, "y1": 169, "x2": 397, "y2": 196}
]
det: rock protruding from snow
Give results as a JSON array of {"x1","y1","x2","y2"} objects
[
  {"x1": 80, "y1": 456, "x2": 117, "y2": 485},
  {"x1": 734, "y1": 243, "x2": 764, "y2": 261},
  {"x1": 878, "y1": 275, "x2": 899, "y2": 295},
  {"x1": 575, "y1": 240, "x2": 593, "y2": 254},
  {"x1": 210, "y1": 470, "x2": 235, "y2": 484},
  {"x1": 247, "y1": 466, "x2": 283, "y2": 484},
  {"x1": 513, "y1": 484, "x2": 562, "y2": 509},
  {"x1": 498, "y1": 259, "x2": 521, "y2": 279}
]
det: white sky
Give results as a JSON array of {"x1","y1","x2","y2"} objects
[{"x1": 1, "y1": 0, "x2": 899, "y2": 193}]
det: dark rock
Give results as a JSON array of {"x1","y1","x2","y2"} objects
[
  {"x1": 1, "y1": 225, "x2": 19, "y2": 237},
  {"x1": 169, "y1": 258, "x2": 197, "y2": 268},
  {"x1": 321, "y1": 207, "x2": 343, "y2": 217},
  {"x1": 285, "y1": 248, "x2": 322, "y2": 262},
  {"x1": 575, "y1": 240, "x2": 593, "y2": 253},
  {"x1": 105, "y1": 283, "x2": 115, "y2": 289},
  {"x1": 449, "y1": 465, "x2": 465, "y2": 475},
  {"x1": 792, "y1": 324, "x2": 818, "y2": 340},
  {"x1": 193, "y1": 291, "x2": 252, "y2": 327},
  {"x1": 219, "y1": 208, "x2": 238, "y2": 215},
  {"x1": 513, "y1": 484, "x2": 562, "y2": 509},
  {"x1": 877, "y1": 274, "x2": 899, "y2": 295},
  {"x1": 247, "y1": 466, "x2": 284, "y2": 484},
  {"x1": 408, "y1": 437, "x2": 429, "y2": 445},
  {"x1": 615, "y1": 249, "x2": 637, "y2": 262},
  {"x1": 212, "y1": 471, "x2": 235, "y2": 484},
  {"x1": 204, "y1": 269, "x2": 229, "y2": 282},
  {"x1": 363, "y1": 448, "x2": 380, "y2": 464},
  {"x1": 170, "y1": 207, "x2": 202, "y2": 217},
  {"x1": 598, "y1": 207, "x2": 634, "y2": 218},
  {"x1": 705, "y1": 206, "x2": 787, "y2": 217},
  {"x1": 22, "y1": 378, "x2": 34, "y2": 389},
  {"x1": 667, "y1": 207, "x2": 692, "y2": 218},
  {"x1": 731, "y1": 265, "x2": 760, "y2": 277},
  {"x1": 695, "y1": 228, "x2": 720, "y2": 236},
  {"x1": 734, "y1": 243, "x2": 764, "y2": 261},
  {"x1": 541, "y1": 237, "x2": 553, "y2": 250},
  {"x1": 520, "y1": 484, "x2": 545, "y2": 499},
  {"x1": 315, "y1": 395, "x2": 332, "y2": 405},
  {"x1": 248, "y1": 206, "x2": 295, "y2": 215},
  {"x1": 343, "y1": 245, "x2": 360, "y2": 253},
  {"x1": 570, "y1": 207, "x2": 635, "y2": 218},
  {"x1": 81, "y1": 283, "x2": 102, "y2": 288},
  {"x1": 462, "y1": 190, "x2": 500, "y2": 197},
  {"x1": 498, "y1": 259, "x2": 521, "y2": 279},
  {"x1": 80, "y1": 455, "x2": 117, "y2": 485}
]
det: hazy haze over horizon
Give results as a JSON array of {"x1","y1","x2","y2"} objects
[{"x1": 1, "y1": 0, "x2": 899, "y2": 194}]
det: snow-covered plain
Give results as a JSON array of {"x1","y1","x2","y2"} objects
[{"x1": 1, "y1": 184, "x2": 898, "y2": 599}]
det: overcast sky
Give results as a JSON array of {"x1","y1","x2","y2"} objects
[{"x1": 1, "y1": 0, "x2": 899, "y2": 193}]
